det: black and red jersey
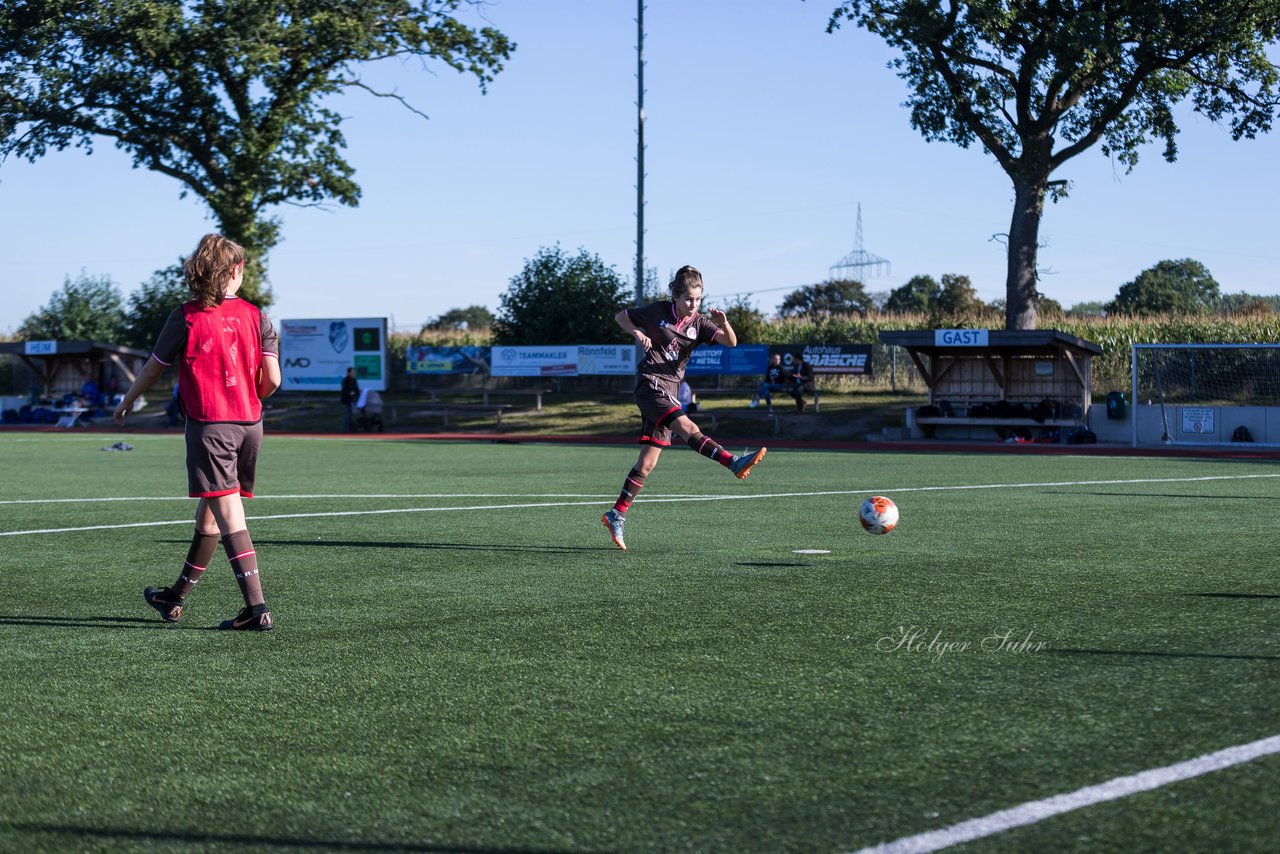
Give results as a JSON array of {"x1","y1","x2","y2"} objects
[{"x1": 626, "y1": 301, "x2": 720, "y2": 395}]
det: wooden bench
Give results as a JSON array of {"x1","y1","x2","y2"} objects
[
  {"x1": 385, "y1": 403, "x2": 513, "y2": 429},
  {"x1": 916, "y1": 415, "x2": 1082, "y2": 429},
  {"x1": 480, "y1": 388, "x2": 549, "y2": 411},
  {"x1": 692, "y1": 385, "x2": 822, "y2": 413},
  {"x1": 914, "y1": 405, "x2": 1085, "y2": 443},
  {"x1": 419, "y1": 388, "x2": 548, "y2": 412}
]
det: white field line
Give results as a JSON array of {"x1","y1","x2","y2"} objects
[
  {"x1": 2, "y1": 473, "x2": 1278, "y2": 538},
  {"x1": 5, "y1": 472, "x2": 1279, "y2": 508},
  {"x1": 0, "y1": 493, "x2": 621, "y2": 505},
  {"x1": 850, "y1": 734, "x2": 1280, "y2": 854}
]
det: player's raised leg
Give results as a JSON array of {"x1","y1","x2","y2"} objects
[{"x1": 670, "y1": 412, "x2": 767, "y2": 480}]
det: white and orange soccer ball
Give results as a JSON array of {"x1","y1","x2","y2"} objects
[{"x1": 858, "y1": 495, "x2": 899, "y2": 535}]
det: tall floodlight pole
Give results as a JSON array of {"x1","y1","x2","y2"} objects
[{"x1": 634, "y1": 0, "x2": 646, "y2": 306}]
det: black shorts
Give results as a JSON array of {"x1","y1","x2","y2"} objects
[
  {"x1": 184, "y1": 420, "x2": 263, "y2": 498},
  {"x1": 633, "y1": 382, "x2": 685, "y2": 447}
]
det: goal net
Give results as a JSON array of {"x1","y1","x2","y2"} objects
[{"x1": 1131, "y1": 343, "x2": 1280, "y2": 447}]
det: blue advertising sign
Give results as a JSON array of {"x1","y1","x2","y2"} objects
[
  {"x1": 685, "y1": 344, "x2": 769, "y2": 376},
  {"x1": 725, "y1": 344, "x2": 769, "y2": 375},
  {"x1": 684, "y1": 346, "x2": 726, "y2": 376},
  {"x1": 405, "y1": 346, "x2": 489, "y2": 375}
]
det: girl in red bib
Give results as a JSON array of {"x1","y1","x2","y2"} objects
[{"x1": 114, "y1": 234, "x2": 281, "y2": 631}]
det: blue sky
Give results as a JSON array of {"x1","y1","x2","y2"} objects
[{"x1": 2, "y1": 1, "x2": 1278, "y2": 335}]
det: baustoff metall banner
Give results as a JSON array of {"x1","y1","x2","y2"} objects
[
  {"x1": 684, "y1": 344, "x2": 769, "y2": 376},
  {"x1": 280, "y1": 317, "x2": 387, "y2": 391}
]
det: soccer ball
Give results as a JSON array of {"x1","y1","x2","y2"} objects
[{"x1": 859, "y1": 495, "x2": 899, "y2": 535}]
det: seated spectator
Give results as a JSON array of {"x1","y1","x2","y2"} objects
[
  {"x1": 789, "y1": 353, "x2": 815, "y2": 413},
  {"x1": 749, "y1": 353, "x2": 787, "y2": 412}
]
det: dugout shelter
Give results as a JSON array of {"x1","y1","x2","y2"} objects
[
  {"x1": 879, "y1": 329, "x2": 1103, "y2": 441},
  {"x1": 0, "y1": 340, "x2": 151, "y2": 402}
]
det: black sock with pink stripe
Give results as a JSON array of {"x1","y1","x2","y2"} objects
[
  {"x1": 172, "y1": 530, "x2": 219, "y2": 599},
  {"x1": 687, "y1": 432, "x2": 733, "y2": 467},
  {"x1": 222, "y1": 529, "x2": 266, "y2": 607},
  {"x1": 613, "y1": 467, "x2": 647, "y2": 515}
]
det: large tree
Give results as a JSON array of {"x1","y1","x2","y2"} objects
[
  {"x1": 883, "y1": 274, "x2": 940, "y2": 314},
  {"x1": 777, "y1": 278, "x2": 872, "y2": 317},
  {"x1": 19, "y1": 272, "x2": 125, "y2": 341},
  {"x1": 494, "y1": 245, "x2": 631, "y2": 345},
  {"x1": 933, "y1": 272, "x2": 984, "y2": 315},
  {"x1": 828, "y1": 1, "x2": 1280, "y2": 329},
  {"x1": 0, "y1": 1, "x2": 513, "y2": 304},
  {"x1": 1107, "y1": 258, "x2": 1220, "y2": 315}
]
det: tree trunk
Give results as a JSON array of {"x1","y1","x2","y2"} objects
[
  {"x1": 1004, "y1": 177, "x2": 1045, "y2": 330},
  {"x1": 210, "y1": 200, "x2": 279, "y2": 309}
]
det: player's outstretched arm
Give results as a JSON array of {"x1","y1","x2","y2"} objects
[
  {"x1": 615, "y1": 309, "x2": 652, "y2": 351},
  {"x1": 113, "y1": 358, "x2": 167, "y2": 424}
]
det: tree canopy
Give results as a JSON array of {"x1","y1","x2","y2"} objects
[
  {"x1": 0, "y1": 1, "x2": 513, "y2": 304},
  {"x1": 1107, "y1": 258, "x2": 1221, "y2": 315},
  {"x1": 120, "y1": 264, "x2": 189, "y2": 350},
  {"x1": 720, "y1": 295, "x2": 770, "y2": 344},
  {"x1": 933, "y1": 273, "x2": 984, "y2": 316},
  {"x1": 1066, "y1": 300, "x2": 1107, "y2": 318},
  {"x1": 777, "y1": 279, "x2": 872, "y2": 317},
  {"x1": 493, "y1": 246, "x2": 631, "y2": 345},
  {"x1": 883, "y1": 274, "x2": 940, "y2": 314},
  {"x1": 20, "y1": 272, "x2": 125, "y2": 341},
  {"x1": 829, "y1": 1, "x2": 1280, "y2": 329}
]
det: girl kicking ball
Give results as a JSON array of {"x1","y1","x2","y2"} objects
[{"x1": 601, "y1": 265, "x2": 767, "y2": 550}]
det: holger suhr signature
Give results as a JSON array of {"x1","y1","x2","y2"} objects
[{"x1": 875, "y1": 626, "x2": 1050, "y2": 662}]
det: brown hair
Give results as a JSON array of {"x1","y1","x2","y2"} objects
[
  {"x1": 668, "y1": 265, "x2": 704, "y2": 298},
  {"x1": 184, "y1": 233, "x2": 245, "y2": 308}
]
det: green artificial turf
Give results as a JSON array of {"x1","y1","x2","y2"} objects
[{"x1": 1, "y1": 432, "x2": 1277, "y2": 852}]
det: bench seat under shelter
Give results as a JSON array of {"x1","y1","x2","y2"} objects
[{"x1": 878, "y1": 329, "x2": 1103, "y2": 442}]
